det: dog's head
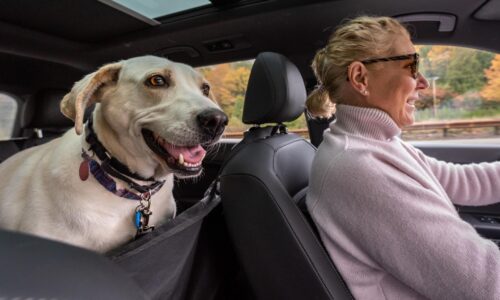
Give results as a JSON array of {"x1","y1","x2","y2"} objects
[{"x1": 61, "y1": 56, "x2": 227, "y2": 179}]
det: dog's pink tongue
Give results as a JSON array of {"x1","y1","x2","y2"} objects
[{"x1": 165, "y1": 144, "x2": 206, "y2": 163}]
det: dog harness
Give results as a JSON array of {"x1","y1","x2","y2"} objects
[{"x1": 80, "y1": 116, "x2": 165, "y2": 235}]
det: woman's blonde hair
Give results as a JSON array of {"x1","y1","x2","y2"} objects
[
  {"x1": 306, "y1": 86, "x2": 336, "y2": 118},
  {"x1": 306, "y1": 16, "x2": 410, "y2": 115}
]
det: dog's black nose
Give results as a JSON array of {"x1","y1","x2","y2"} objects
[{"x1": 197, "y1": 108, "x2": 228, "y2": 137}]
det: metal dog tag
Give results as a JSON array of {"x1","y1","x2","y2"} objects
[{"x1": 134, "y1": 191, "x2": 155, "y2": 236}]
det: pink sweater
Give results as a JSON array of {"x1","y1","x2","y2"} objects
[{"x1": 306, "y1": 104, "x2": 500, "y2": 300}]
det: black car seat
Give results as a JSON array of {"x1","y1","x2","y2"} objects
[
  {"x1": 0, "y1": 89, "x2": 72, "y2": 162},
  {"x1": 20, "y1": 89, "x2": 93, "y2": 148},
  {"x1": 20, "y1": 89, "x2": 72, "y2": 143},
  {"x1": 219, "y1": 52, "x2": 353, "y2": 300}
]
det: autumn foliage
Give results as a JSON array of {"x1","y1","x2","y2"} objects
[
  {"x1": 200, "y1": 63, "x2": 251, "y2": 119},
  {"x1": 481, "y1": 54, "x2": 500, "y2": 102},
  {"x1": 200, "y1": 46, "x2": 500, "y2": 130}
]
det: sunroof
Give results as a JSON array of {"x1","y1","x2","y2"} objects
[{"x1": 103, "y1": 0, "x2": 212, "y2": 20}]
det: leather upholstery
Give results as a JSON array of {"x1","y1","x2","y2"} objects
[
  {"x1": 22, "y1": 89, "x2": 73, "y2": 129},
  {"x1": 220, "y1": 52, "x2": 353, "y2": 299},
  {"x1": 242, "y1": 52, "x2": 306, "y2": 124}
]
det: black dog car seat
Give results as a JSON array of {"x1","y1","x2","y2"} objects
[
  {"x1": 107, "y1": 182, "x2": 228, "y2": 300},
  {"x1": 0, "y1": 229, "x2": 148, "y2": 300}
]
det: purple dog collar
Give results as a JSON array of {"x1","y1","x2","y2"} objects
[{"x1": 80, "y1": 151, "x2": 164, "y2": 200}]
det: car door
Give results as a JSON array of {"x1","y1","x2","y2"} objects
[{"x1": 414, "y1": 142, "x2": 500, "y2": 244}]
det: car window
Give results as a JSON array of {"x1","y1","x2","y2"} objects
[
  {"x1": 0, "y1": 93, "x2": 17, "y2": 140},
  {"x1": 404, "y1": 45, "x2": 500, "y2": 142},
  {"x1": 198, "y1": 60, "x2": 307, "y2": 138}
]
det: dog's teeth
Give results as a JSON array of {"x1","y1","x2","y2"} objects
[
  {"x1": 184, "y1": 161, "x2": 200, "y2": 168},
  {"x1": 178, "y1": 153, "x2": 184, "y2": 165},
  {"x1": 181, "y1": 161, "x2": 199, "y2": 168}
]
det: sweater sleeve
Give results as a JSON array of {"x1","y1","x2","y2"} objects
[
  {"x1": 416, "y1": 149, "x2": 500, "y2": 206},
  {"x1": 311, "y1": 152, "x2": 500, "y2": 300}
]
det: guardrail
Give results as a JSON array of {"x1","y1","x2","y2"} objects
[
  {"x1": 403, "y1": 119, "x2": 500, "y2": 137},
  {"x1": 223, "y1": 119, "x2": 500, "y2": 139}
]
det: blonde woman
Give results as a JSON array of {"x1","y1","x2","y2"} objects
[{"x1": 306, "y1": 16, "x2": 500, "y2": 299}]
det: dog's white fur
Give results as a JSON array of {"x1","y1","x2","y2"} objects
[{"x1": 0, "y1": 56, "x2": 223, "y2": 252}]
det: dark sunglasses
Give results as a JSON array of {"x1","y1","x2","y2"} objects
[{"x1": 360, "y1": 53, "x2": 420, "y2": 79}]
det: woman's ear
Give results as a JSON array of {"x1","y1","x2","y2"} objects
[{"x1": 347, "y1": 61, "x2": 369, "y2": 95}]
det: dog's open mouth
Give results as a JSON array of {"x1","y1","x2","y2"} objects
[{"x1": 142, "y1": 129, "x2": 206, "y2": 175}]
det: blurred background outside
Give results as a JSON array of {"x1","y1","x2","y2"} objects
[
  {"x1": 198, "y1": 45, "x2": 500, "y2": 142},
  {"x1": 1, "y1": 45, "x2": 499, "y2": 142}
]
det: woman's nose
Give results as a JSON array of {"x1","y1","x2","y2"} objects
[{"x1": 416, "y1": 72, "x2": 430, "y2": 90}]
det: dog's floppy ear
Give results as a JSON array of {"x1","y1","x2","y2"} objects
[{"x1": 60, "y1": 62, "x2": 122, "y2": 135}]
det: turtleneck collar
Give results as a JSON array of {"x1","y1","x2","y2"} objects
[{"x1": 331, "y1": 104, "x2": 402, "y2": 140}]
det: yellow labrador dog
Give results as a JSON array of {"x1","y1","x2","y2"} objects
[{"x1": 0, "y1": 56, "x2": 227, "y2": 252}]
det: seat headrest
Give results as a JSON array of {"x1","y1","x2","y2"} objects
[
  {"x1": 242, "y1": 52, "x2": 306, "y2": 125},
  {"x1": 22, "y1": 89, "x2": 73, "y2": 129}
]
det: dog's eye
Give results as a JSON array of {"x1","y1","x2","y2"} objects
[
  {"x1": 201, "y1": 83, "x2": 210, "y2": 96},
  {"x1": 146, "y1": 75, "x2": 167, "y2": 87}
]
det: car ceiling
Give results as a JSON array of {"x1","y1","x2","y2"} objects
[{"x1": 0, "y1": 0, "x2": 499, "y2": 93}]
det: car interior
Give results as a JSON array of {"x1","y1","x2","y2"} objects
[{"x1": 1, "y1": 0, "x2": 500, "y2": 299}]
